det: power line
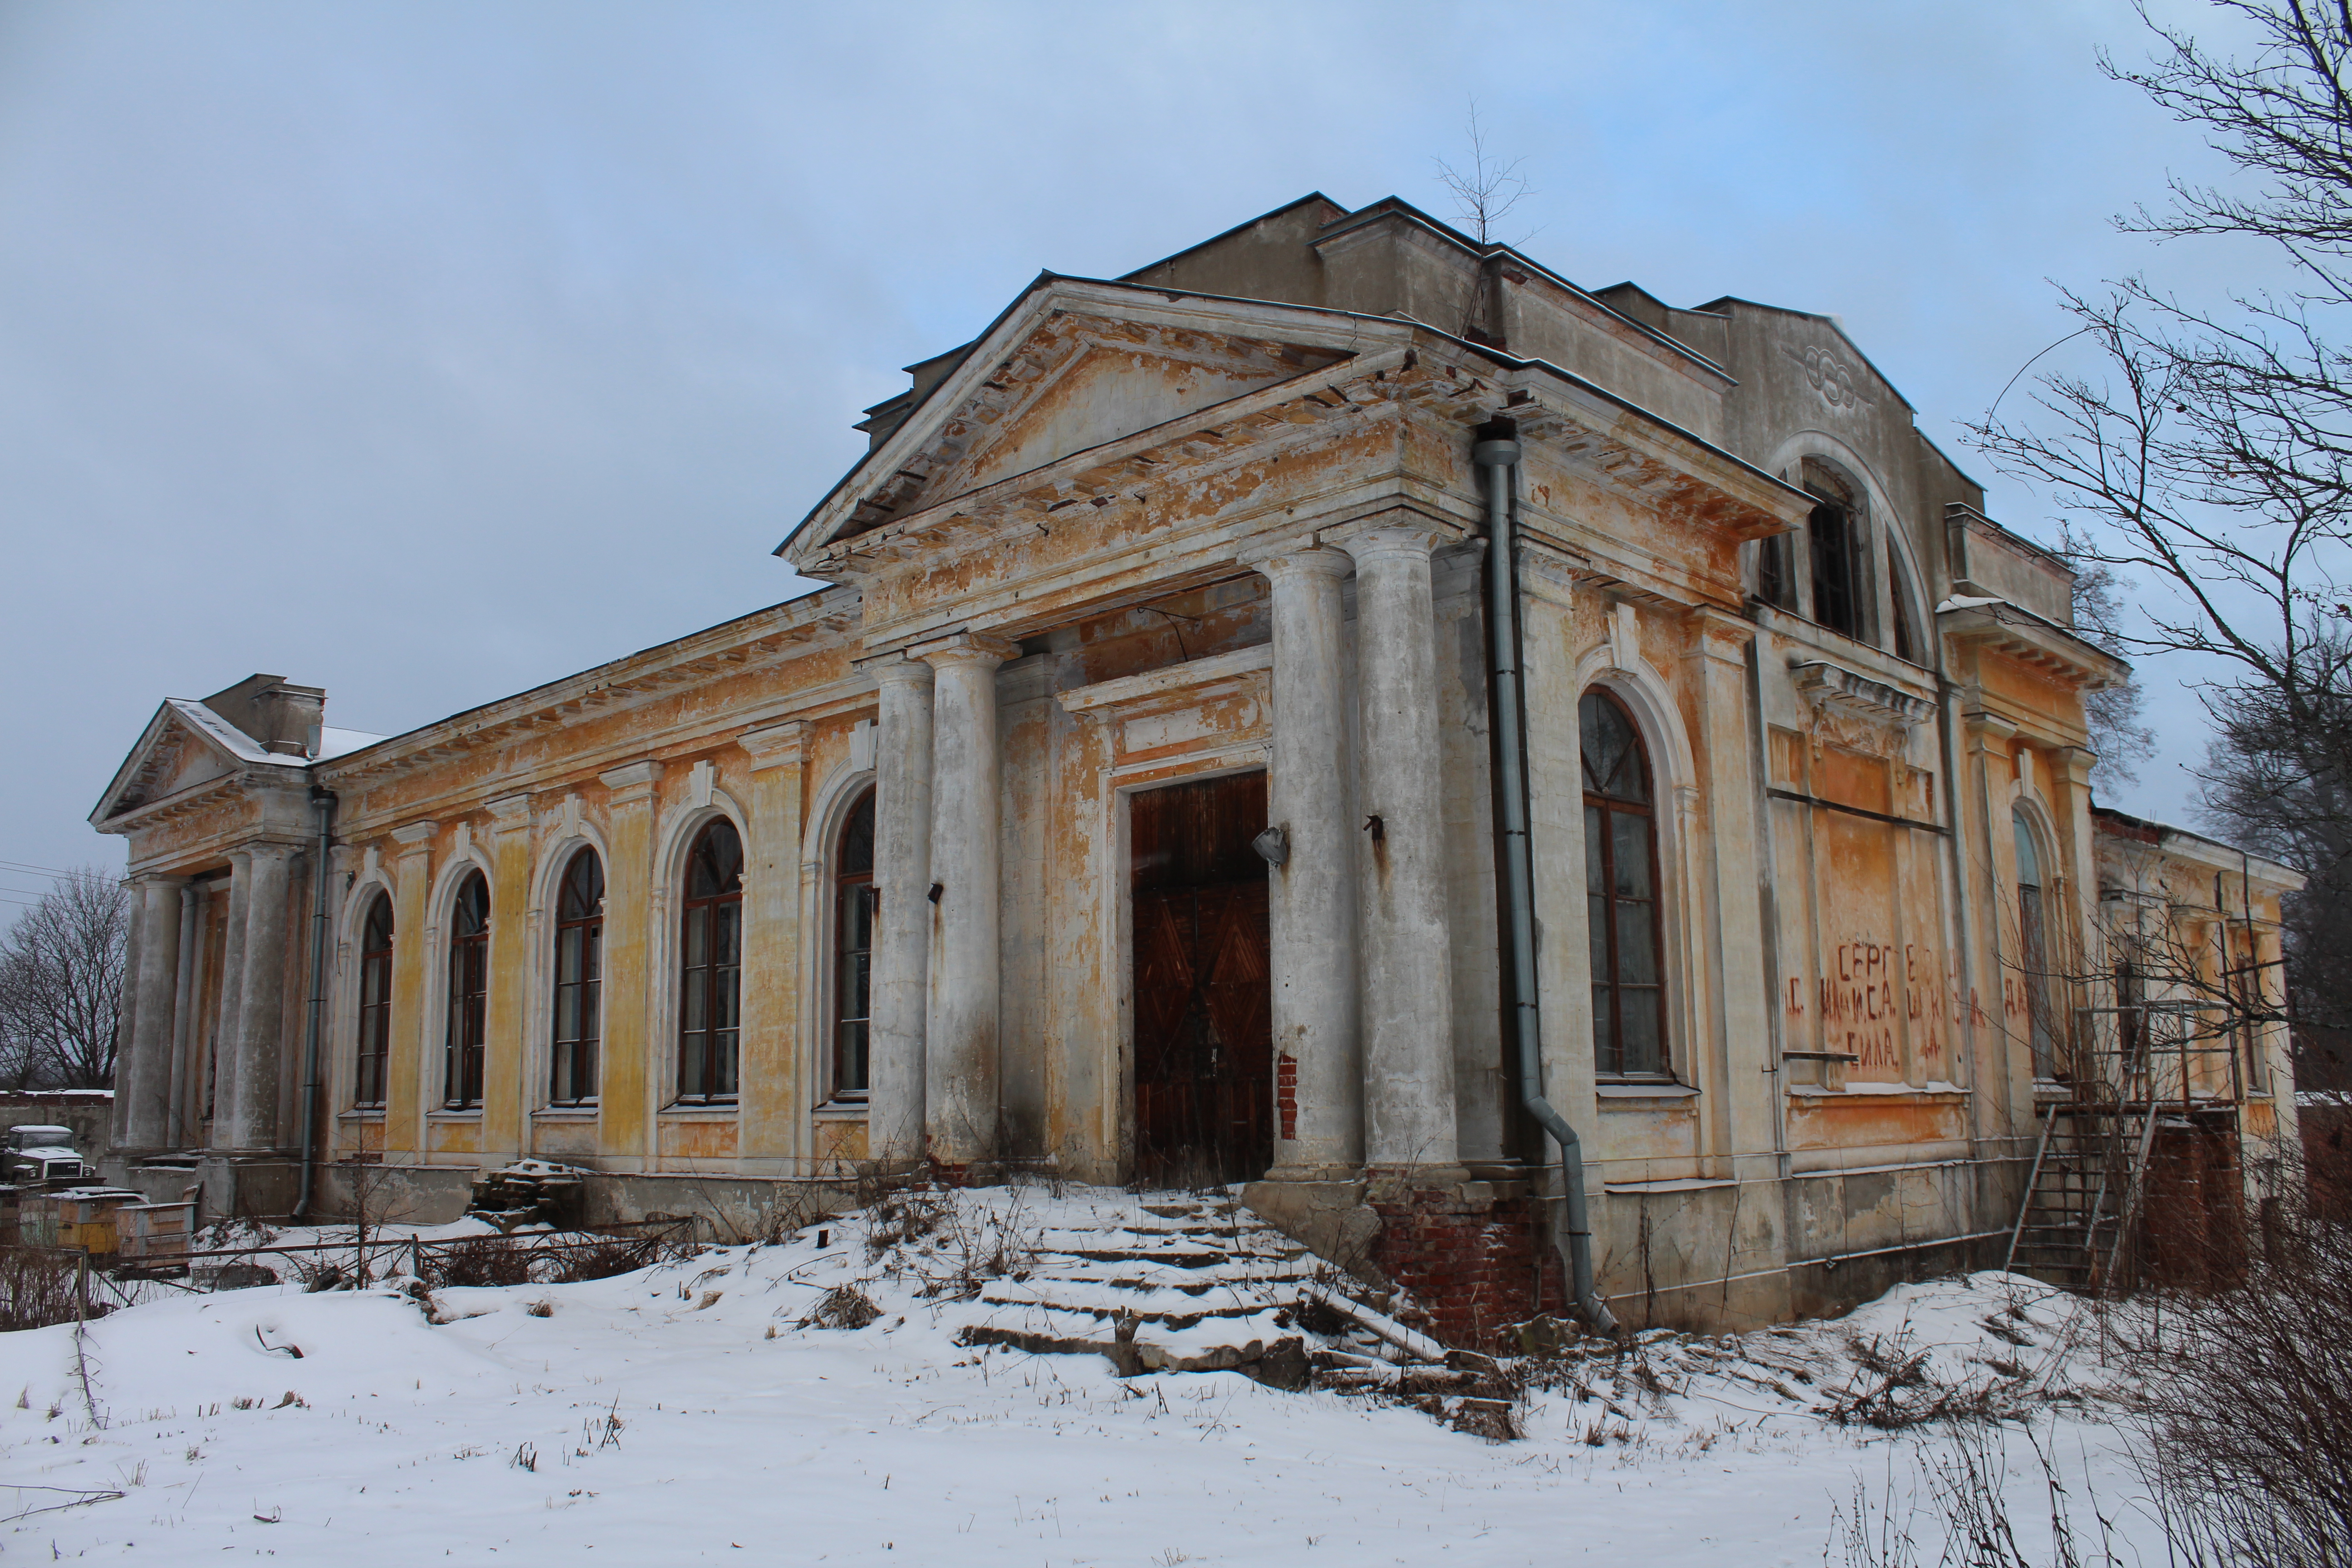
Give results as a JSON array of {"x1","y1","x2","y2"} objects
[{"x1": 0, "y1": 860, "x2": 78, "y2": 879}]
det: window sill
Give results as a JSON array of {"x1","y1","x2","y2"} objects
[
  {"x1": 812, "y1": 1101, "x2": 869, "y2": 1120},
  {"x1": 1597, "y1": 1082, "x2": 1699, "y2": 1101},
  {"x1": 533, "y1": 1104, "x2": 599, "y2": 1121},
  {"x1": 661, "y1": 1102, "x2": 738, "y2": 1118},
  {"x1": 337, "y1": 1107, "x2": 386, "y2": 1122},
  {"x1": 427, "y1": 1107, "x2": 484, "y2": 1122},
  {"x1": 1788, "y1": 1083, "x2": 1969, "y2": 1101}
]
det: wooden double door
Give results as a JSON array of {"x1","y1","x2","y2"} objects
[{"x1": 1130, "y1": 770, "x2": 1272, "y2": 1189}]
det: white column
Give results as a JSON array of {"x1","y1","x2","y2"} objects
[
  {"x1": 225, "y1": 843, "x2": 296, "y2": 1152},
  {"x1": 1345, "y1": 522, "x2": 1460, "y2": 1171},
  {"x1": 122, "y1": 873, "x2": 186, "y2": 1149},
  {"x1": 919, "y1": 633, "x2": 1017, "y2": 1170},
  {"x1": 111, "y1": 879, "x2": 147, "y2": 1152},
  {"x1": 867, "y1": 656, "x2": 936, "y2": 1169},
  {"x1": 167, "y1": 881, "x2": 205, "y2": 1148},
  {"x1": 209, "y1": 853, "x2": 251, "y2": 1146},
  {"x1": 1255, "y1": 545, "x2": 1362, "y2": 1178}
]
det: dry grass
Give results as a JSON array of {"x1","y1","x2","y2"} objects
[{"x1": 0, "y1": 1247, "x2": 88, "y2": 1332}]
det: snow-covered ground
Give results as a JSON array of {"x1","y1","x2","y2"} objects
[{"x1": 0, "y1": 1186, "x2": 2160, "y2": 1565}]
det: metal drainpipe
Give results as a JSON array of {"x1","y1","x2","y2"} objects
[
  {"x1": 1476, "y1": 419, "x2": 1618, "y2": 1332},
  {"x1": 293, "y1": 785, "x2": 337, "y2": 1220}
]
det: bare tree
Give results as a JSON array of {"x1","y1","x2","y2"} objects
[
  {"x1": 0, "y1": 868, "x2": 128, "y2": 1090},
  {"x1": 1432, "y1": 98, "x2": 1533, "y2": 246},
  {"x1": 2056, "y1": 523, "x2": 2158, "y2": 785},
  {"x1": 1965, "y1": 1, "x2": 2352, "y2": 1044}
]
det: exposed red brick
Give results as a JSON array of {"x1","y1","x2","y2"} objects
[{"x1": 1366, "y1": 1184, "x2": 1568, "y2": 1352}]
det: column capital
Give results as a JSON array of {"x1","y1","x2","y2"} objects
[
  {"x1": 739, "y1": 720, "x2": 808, "y2": 771},
  {"x1": 912, "y1": 631, "x2": 1021, "y2": 670},
  {"x1": 856, "y1": 650, "x2": 936, "y2": 689},
  {"x1": 1247, "y1": 542, "x2": 1355, "y2": 583},
  {"x1": 241, "y1": 840, "x2": 302, "y2": 865},
  {"x1": 1964, "y1": 710, "x2": 2020, "y2": 752},
  {"x1": 1685, "y1": 604, "x2": 1755, "y2": 665},
  {"x1": 1336, "y1": 519, "x2": 1446, "y2": 564},
  {"x1": 598, "y1": 760, "x2": 664, "y2": 804},
  {"x1": 485, "y1": 793, "x2": 533, "y2": 832},
  {"x1": 2050, "y1": 745, "x2": 2099, "y2": 788},
  {"x1": 389, "y1": 819, "x2": 440, "y2": 852},
  {"x1": 127, "y1": 869, "x2": 191, "y2": 889}
]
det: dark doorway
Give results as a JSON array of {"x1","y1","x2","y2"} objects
[{"x1": 1130, "y1": 770, "x2": 1272, "y2": 1188}]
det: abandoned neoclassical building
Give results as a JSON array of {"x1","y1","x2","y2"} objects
[{"x1": 90, "y1": 193, "x2": 2304, "y2": 1331}]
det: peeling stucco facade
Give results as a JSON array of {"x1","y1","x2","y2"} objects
[{"x1": 91, "y1": 193, "x2": 2304, "y2": 1330}]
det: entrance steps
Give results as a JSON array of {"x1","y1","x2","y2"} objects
[
  {"x1": 848, "y1": 1184, "x2": 1526, "y2": 1434},
  {"x1": 951, "y1": 1191, "x2": 1327, "y2": 1379}
]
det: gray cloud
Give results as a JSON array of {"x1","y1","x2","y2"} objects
[{"x1": 0, "y1": 0, "x2": 2266, "y2": 881}]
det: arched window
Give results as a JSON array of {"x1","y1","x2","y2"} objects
[
  {"x1": 1888, "y1": 549, "x2": 1922, "y2": 665},
  {"x1": 678, "y1": 818, "x2": 743, "y2": 1103},
  {"x1": 1583, "y1": 691, "x2": 1668, "y2": 1077},
  {"x1": 356, "y1": 893, "x2": 393, "y2": 1108},
  {"x1": 552, "y1": 848, "x2": 603, "y2": 1105},
  {"x1": 832, "y1": 790, "x2": 876, "y2": 1099},
  {"x1": 445, "y1": 870, "x2": 490, "y2": 1107},
  {"x1": 2013, "y1": 809, "x2": 2059, "y2": 1078},
  {"x1": 1804, "y1": 459, "x2": 1869, "y2": 642}
]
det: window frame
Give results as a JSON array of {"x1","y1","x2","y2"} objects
[
  {"x1": 1582, "y1": 689, "x2": 1672, "y2": 1080},
  {"x1": 2012, "y1": 808, "x2": 2062, "y2": 1079},
  {"x1": 676, "y1": 817, "x2": 744, "y2": 1105},
  {"x1": 830, "y1": 788, "x2": 877, "y2": 1102},
  {"x1": 355, "y1": 892, "x2": 394, "y2": 1109},
  {"x1": 550, "y1": 847, "x2": 603, "y2": 1107},
  {"x1": 443, "y1": 870, "x2": 490, "y2": 1109}
]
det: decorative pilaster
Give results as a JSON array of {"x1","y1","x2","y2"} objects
[
  {"x1": 598, "y1": 762, "x2": 662, "y2": 1173},
  {"x1": 223, "y1": 843, "x2": 296, "y2": 1152},
  {"x1": 480, "y1": 795, "x2": 534, "y2": 1166},
  {"x1": 918, "y1": 632, "x2": 1019, "y2": 1170},
  {"x1": 1963, "y1": 710, "x2": 2026, "y2": 1136},
  {"x1": 1254, "y1": 545, "x2": 1362, "y2": 1178},
  {"x1": 381, "y1": 824, "x2": 436, "y2": 1159},
  {"x1": 1686, "y1": 609, "x2": 1778, "y2": 1181},
  {"x1": 1343, "y1": 520, "x2": 1460, "y2": 1172},
  {"x1": 867, "y1": 657, "x2": 935, "y2": 1169},
  {"x1": 739, "y1": 722, "x2": 808, "y2": 1172},
  {"x1": 122, "y1": 873, "x2": 187, "y2": 1150}
]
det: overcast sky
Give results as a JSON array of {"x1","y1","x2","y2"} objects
[{"x1": 0, "y1": 0, "x2": 2282, "y2": 904}]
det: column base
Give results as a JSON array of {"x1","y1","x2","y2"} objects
[
  {"x1": 1238, "y1": 1176, "x2": 1381, "y2": 1284},
  {"x1": 1362, "y1": 1173, "x2": 1564, "y2": 1353}
]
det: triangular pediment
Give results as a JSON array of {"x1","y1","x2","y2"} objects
[
  {"x1": 939, "y1": 325, "x2": 1343, "y2": 500},
  {"x1": 89, "y1": 699, "x2": 297, "y2": 828},
  {"x1": 783, "y1": 282, "x2": 1360, "y2": 562}
]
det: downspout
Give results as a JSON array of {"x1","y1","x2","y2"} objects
[
  {"x1": 293, "y1": 785, "x2": 337, "y2": 1220},
  {"x1": 1476, "y1": 419, "x2": 1618, "y2": 1332}
]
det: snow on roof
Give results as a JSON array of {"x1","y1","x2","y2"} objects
[
  {"x1": 317, "y1": 726, "x2": 386, "y2": 760},
  {"x1": 166, "y1": 698, "x2": 307, "y2": 769}
]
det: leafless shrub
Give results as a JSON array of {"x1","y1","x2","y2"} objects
[
  {"x1": 1823, "y1": 1328, "x2": 2043, "y2": 1432},
  {"x1": 862, "y1": 1187, "x2": 951, "y2": 1259},
  {"x1": 1835, "y1": 1420, "x2": 2131, "y2": 1568},
  {"x1": 0, "y1": 1247, "x2": 86, "y2": 1332},
  {"x1": 544, "y1": 1233, "x2": 687, "y2": 1284},
  {"x1": 2112, "y1": 1144, "x2": 2352, "y2": 1568},
  {"x1": 427, "y1": 1238, "x2": 533, "y2": 1289},
  {"x1": 798, "y1": 1284, "x2": 882, "y2": 1331}
]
